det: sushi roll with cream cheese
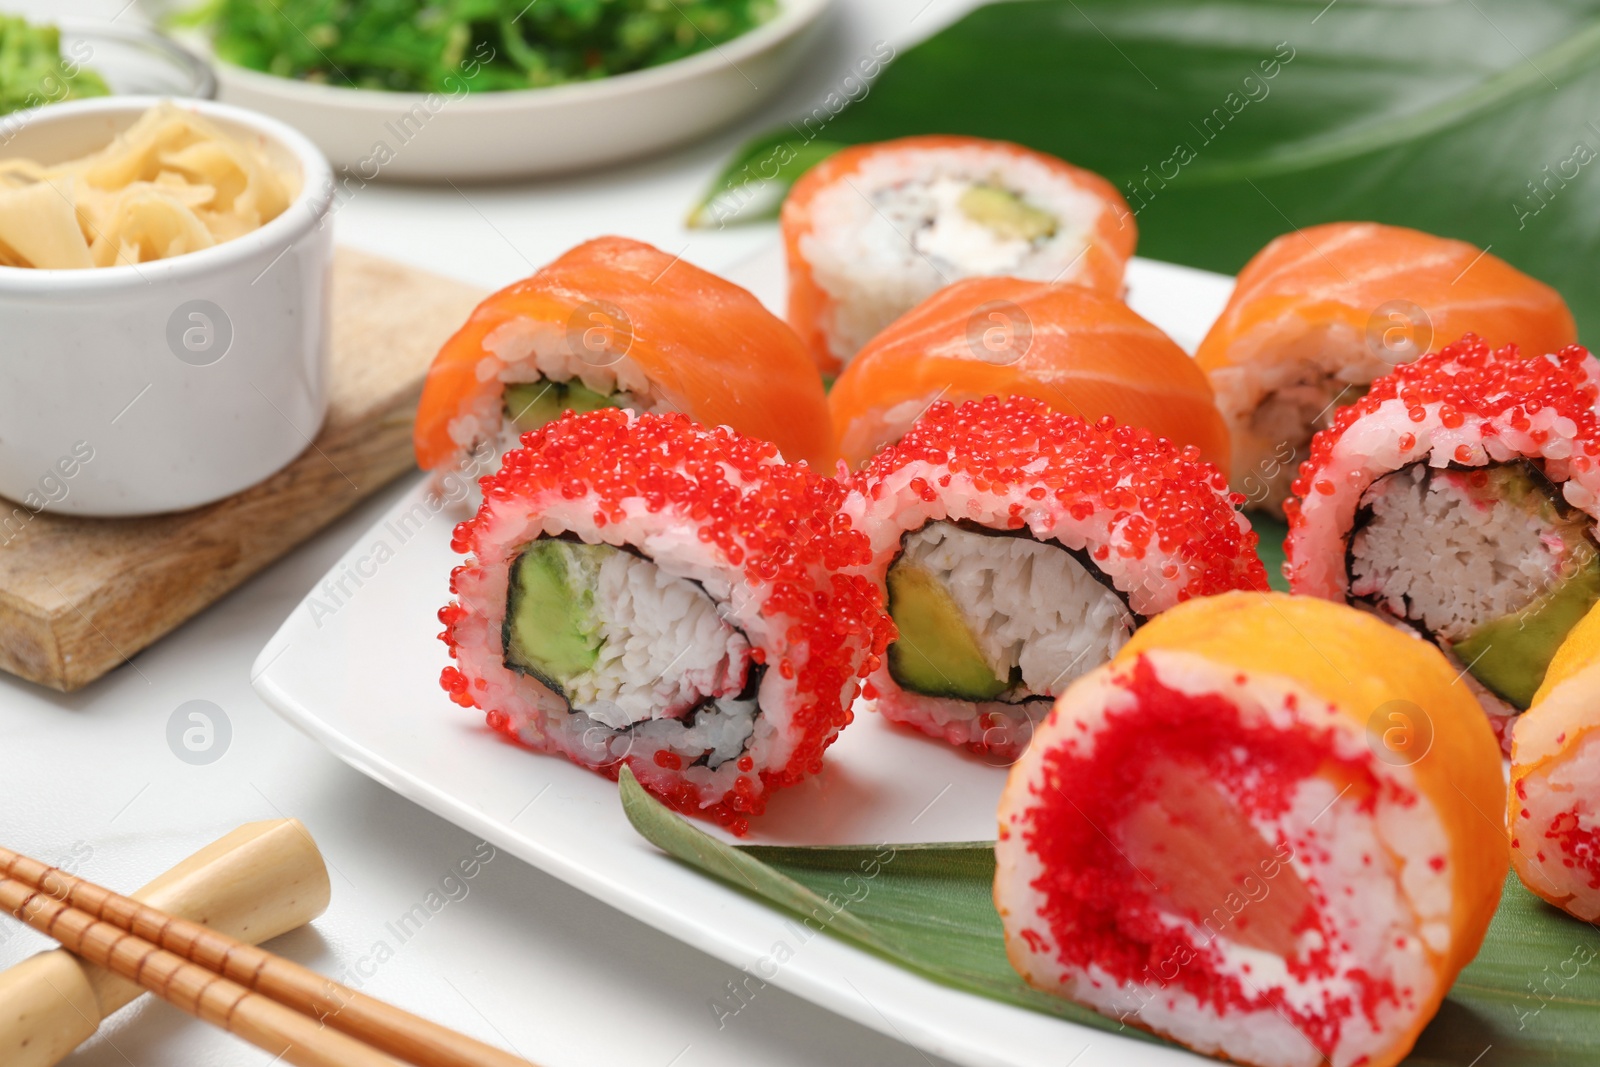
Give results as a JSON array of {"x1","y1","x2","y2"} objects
[{"x1": 783, "y1": 136, "x2": 1135, "y2": 375}]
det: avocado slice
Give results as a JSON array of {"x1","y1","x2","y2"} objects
[
  {"x1": 504, "y1": 539, "x2": 606, "y2": 689},
  {"x1": 503, "y1": 379, "x2": 620, "y2": 434},
  {"x1": 1450, "y1": 464, "x2": 1600, "y2": 709},
  {"x1": 1455, "y1": 551, "x2": 1600, "y2": 709},
  {"x1": 958, "y1": 184, "x2": 1058, "y2": 243},
  {"x1": 885, "y1": 562, "x2": 1009, "y2": 701}
]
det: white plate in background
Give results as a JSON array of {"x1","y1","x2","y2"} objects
[{"x1": 251, "y1": 246, "x2": 1231, "y2": 1067}]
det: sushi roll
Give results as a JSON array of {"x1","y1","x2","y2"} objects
[
  {"x1": 1197, "y1": 222, "x2": 1576, "y2": 514},
  {"x1": 849, "y1": 395, "x2": 1265, "y2": 761},
  {"x1": 783, "y1": 136, "x2": 1135, "y2": 375},
  {"x1": 1286, "y1": 335, "x2": 1600, "y2": 743},
  {"x1": 1510, "y1": 600, "x2": 1600, "y2": 921},
  {"x1": 828, "y1": 275, "x2": 1230, "y2": 470},
  {"x1": 439, "y1": 409, "x2": 892, "y2": 834},
  {"x1": 996, "y1": 592, "x2": 1508, "y2": 1067},
  {"x1": 413, "y1": 236, "x2": 834, "y2": 488}
]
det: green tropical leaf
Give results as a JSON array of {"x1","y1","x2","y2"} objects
[
  {"x1": 1256, "y1": 513, "x2": 1288, "y2": 591},
  {"x1": 691, "y1": 0, "x2": 1600, "y2": 336},
  {"x1": 620, "y1": 766, "x2": 1600, "y2": 1064}
]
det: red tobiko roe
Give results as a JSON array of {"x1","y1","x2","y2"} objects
[
  {"x1": 861, "y1": 395, "x2": 1268, "y2": 598},
  {"x1": 1284, "y1": 335, "x2": 1600, "y2": 529},
  {"x1": 1023, "y1": 656, "x2": 1397, "y2": 1056},
  {"x1": 437, "y1": 408, "x2": 895, "y2": 834}
]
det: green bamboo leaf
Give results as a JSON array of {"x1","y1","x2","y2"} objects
[
  {"x1": 688, "y1": 0, "x2": 1600, "y2": 339},
  {"x1": 618, "y1": 766, "x2": 1155, "y2": 1040},
  {"x1": 1255, "y1": 514, "x2": 1288, "y2": 592},
  {"x1": 620, "y1": 766, "x2": 1600, "y2": 1064}
]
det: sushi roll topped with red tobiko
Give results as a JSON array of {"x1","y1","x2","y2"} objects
[
  {"x1": 848, "y1": 395, "x2": 1267, "y2": 761},
  {"x1": 1286, "y1": 335, "x2": 1600, "y2": 742},
  {"x1": 440, "y1": 408, "x2": 892, "y2": 834}
]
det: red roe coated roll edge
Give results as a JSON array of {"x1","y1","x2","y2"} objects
[
  {"x1": 860, "y1": 395, "x2": 1268, "y2": 605},
  {"x1": 438, "y1": 408, "x2": 894, "y2": 834}
]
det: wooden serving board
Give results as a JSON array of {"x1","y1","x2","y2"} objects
[{"x1": 0, "y1": 249, "x2": 487, "y2": 692}]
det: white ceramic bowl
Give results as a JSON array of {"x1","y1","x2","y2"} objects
[
  {"x1": 190, "y1": 0, "x2": 833, "y2": 182},
  {"x1": 0, "y1": 96, "x2": 334, "y2": 517}
]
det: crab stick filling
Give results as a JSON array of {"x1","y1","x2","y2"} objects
[{"x1": 998, "y1": 652, "x2": 1454, "y2": 1067}]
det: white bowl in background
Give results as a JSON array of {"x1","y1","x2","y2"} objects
[
  {"x1": 0, "y1": 96, "x2": 334, "y2": 517},
  {"x1": 189, "y1": 0, "x2": 833, "y2": 182},
  {"x1": 57, "y1": 18, "x2": 216, "y2": 100}
]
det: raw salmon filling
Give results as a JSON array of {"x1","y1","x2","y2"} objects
[{"x1": 998, "y1": 652, "x2": 1452, "y2": 1067}]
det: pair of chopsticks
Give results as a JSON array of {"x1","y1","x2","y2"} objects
[{"x1": 0, "y1": 845, "x2": 536, "y2": 1067}]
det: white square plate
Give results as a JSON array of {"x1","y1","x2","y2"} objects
[{"x1": 251, "y1": 245, "x2": 1235, "y2": 1067}]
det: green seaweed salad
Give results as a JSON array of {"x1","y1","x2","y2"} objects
[
  {"x1": 177, "y1": 0, "x2": 779, "y2": 93},
  {"x1": 0, "y1": 17, "x2": 110, "y2": 116}
]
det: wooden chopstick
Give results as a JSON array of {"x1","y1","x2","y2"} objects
[
  {"x1": 0, "y1": 847, "x2": 536, "y2": 1067},
  {"x1": 0, "y1": 876, "x2": 404, "y2": 1067}
]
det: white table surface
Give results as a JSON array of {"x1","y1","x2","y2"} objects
[{"x1": 0, "y1": 1, "x2": 990, "y2": 1064}]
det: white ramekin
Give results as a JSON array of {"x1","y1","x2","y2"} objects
[{"x1": 0, "y1": 95, "x2": 334, "y2": 517}]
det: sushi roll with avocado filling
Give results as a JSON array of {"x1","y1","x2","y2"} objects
[
  {"x1": 441, "y1": 409, "x2": 891, "y2": 834},
  {"x1": 1288, "y1": 335, "x2": 1600, "y2": 745},
  {"x1": 1350, "y1": 462, "x2": 1600, "y2": 708},
  {"x1": 413, "y1": 236, "x2": 834, "y2": 506},
  {"x1": 850, "y1": 396, "x2": 1267, "y2": 761},
  {"x1": 782, "y1": 136, "x2": 1135, "y2": 375}
]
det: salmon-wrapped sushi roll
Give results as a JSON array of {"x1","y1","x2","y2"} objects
[
  {"x1": 996, "y1": 592, "x2": 1507, "y2": 1067},
  {"x1": 1286, "y1": 336, "x2": 1600, "y2": 743},
  {"x1": 783, "y1": 136, "x2": 1135, "y2": 375},
  {"x1": 1511, "y1": 600, "x2": 1600, "y2": 920},
  {"x1": 828, "y1": 276, "x2": 1229, "y2": 470},
  {"x1": 439, "y1": 409, "x2": 891, "y2": 834},
  {"x1": 849, "y1": 395, "x2": 1264, "y2": 761},
  {"x1": 1197, "y1": 222, "x2": 1576, "y2": 514},
  {"x1": 413, "y1": 236, "x2": 834, "y2": 485}
]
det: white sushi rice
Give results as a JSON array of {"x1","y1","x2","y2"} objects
[
  {"x1": 896, "y1": 522, "x2": 1133, "y2": 698},
  {"x1": 1350, "y1": 464, "x2": 1568, "y2": 641},
  {"x1": 1288, "y1": 388, "x2": 1600, "y2": 601},
  {"x1": 433, "y1": 316, "x2": 672, "y2": 510},
  {"x1": 544, "y1": 545, "x2": 753, "y2": 738},
  {"x1": 799, "y1": 145, "x2": 1120, "y2": 365},
  {"x1": 996, "y1": 651, "x2": 1454, "y2": 1067}
]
